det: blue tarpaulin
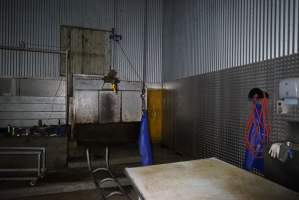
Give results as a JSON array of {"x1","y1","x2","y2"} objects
[
  {"x1": 138, "y1": 111, "x2": 153, "y2": 166},
  {"x1": 243, "y1": 103, "x2": 265, "y2": 173}
]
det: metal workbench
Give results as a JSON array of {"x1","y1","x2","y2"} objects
[
  {"x1": 0, "y1": 147, "x2": 46, "y2": 186},
  {"x1": 126, "y1": 158, "x2": 299, "y2": 200}
]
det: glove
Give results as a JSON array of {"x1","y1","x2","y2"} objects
[{"x1": 268, "y1": 143, "x2": 282, "y2": 158}]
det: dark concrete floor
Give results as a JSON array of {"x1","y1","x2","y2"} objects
[
  {"x1": 15, "y1": 189, "x2": 105, "y2": 200},
  {"x1": 0, "y1": 144, "x2": 191, "y2": 200},
  {"x1": 16, "y1": 187, "x2": 138, "y2": 200}
]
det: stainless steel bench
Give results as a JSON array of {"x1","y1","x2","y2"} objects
[{"x1": 0, "y1": 147, "x2": 46, "y2": 186}]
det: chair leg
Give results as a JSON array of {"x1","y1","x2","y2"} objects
[
  {"x1": 86, "y1": 148, "x2": 92, "y2": 171},
  {"x1": 105, "y1": 146, "x2": 110, "y2": 170}
]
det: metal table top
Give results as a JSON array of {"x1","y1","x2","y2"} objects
[{"x1": 125, "y1": 158, "x2": 299, "y2": 200}]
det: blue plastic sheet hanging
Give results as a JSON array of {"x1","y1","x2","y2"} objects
[{"x1": 138, "y1": 110, "x2": 153, "y2": 166}]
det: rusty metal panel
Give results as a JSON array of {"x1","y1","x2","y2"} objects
[
  {"x1": 69, "y1": 28, "x2": 83, "y2": 74},
  {"x1": 82, "y1": 30, "x2": 110, "y2": 75},
  {"x1": 74, "y1": 90, "x2": 98, "y2": 124},
  {"x1": 60, "y1": 26, "x2": 110, "y2": 75},
  {"x1": 122, "y1": 91, "x2": 142, "y2": 122},
  {"x1": 99, "y1": 91, "x2": 121, "y2": 123}
]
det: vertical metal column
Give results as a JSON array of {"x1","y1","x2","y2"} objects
[
  {"x1": 65, "y1": 49, "x2": 72, "y2": 140},
  {"x1": 142, "y1": 0, "x2": 148, "y2": 111}
]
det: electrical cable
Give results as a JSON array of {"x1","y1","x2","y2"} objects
[
  {"x1": 115, "y1": 41, "x2": 143, "y2": 82},
  {"x1": 53, "y1": 78, "x2": 63, "y2": 97}
]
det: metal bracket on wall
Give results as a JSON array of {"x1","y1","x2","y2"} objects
[{"x1": 109, "y1": 28, "x2": 122, "y2": 42}]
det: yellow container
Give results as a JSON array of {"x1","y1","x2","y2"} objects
[{"x1": 147, "y1": 89, "x2": 163, "y2": 143}]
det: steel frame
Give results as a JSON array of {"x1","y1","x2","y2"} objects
[
  {"x1": 0, "y1": 45, "x2": 70, "y2": 134},
  {"x1": 0, "y1": 147, "x2": 46, "y2": 186}
]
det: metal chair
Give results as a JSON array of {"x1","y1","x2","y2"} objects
[{"x1": 85, "y1": 147, "x2": 131, "y2": 200}]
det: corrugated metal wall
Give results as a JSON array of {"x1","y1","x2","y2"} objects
[
  {"x1": 147, "y1": 0, "x2": 162, "y2": 83},
  {"x1": 0, "y1": 0, "x2": 162, "y2": 83},
  {"x1": 163, "y1": 0, "x2": 299, "y2": 81},
  {"x1": 114, "y1": 0, "x2": 162, "y2": 83}
]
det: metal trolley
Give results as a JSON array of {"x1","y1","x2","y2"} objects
[{"x1": 0, "y1": 147, "x2": 46, "y2": 186}]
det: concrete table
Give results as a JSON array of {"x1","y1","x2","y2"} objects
[{"x1": 125, "y1": 158, "x2": 299, "y2": 200}]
